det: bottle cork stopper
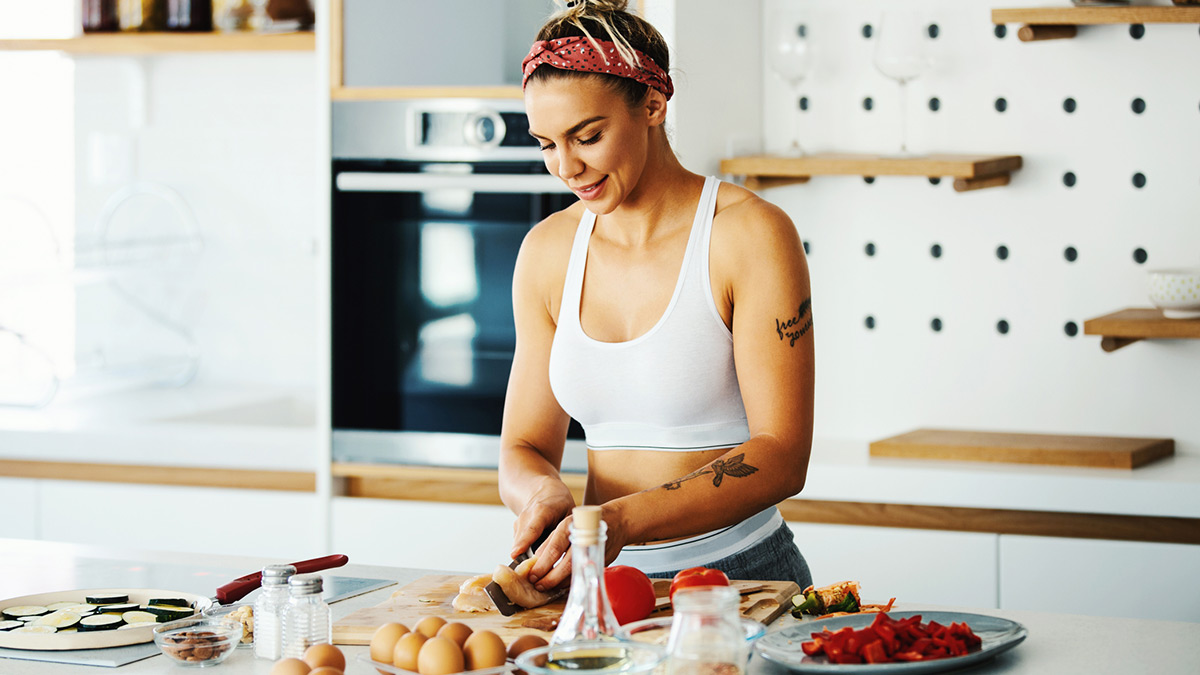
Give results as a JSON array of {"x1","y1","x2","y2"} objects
[{"x1": 573, "y1": 505, "x2": 602, "y2": 533}]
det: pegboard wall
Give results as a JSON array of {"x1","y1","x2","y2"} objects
[{"x1": 746, "y1": 0, "x2": 1200, "y2": 452}]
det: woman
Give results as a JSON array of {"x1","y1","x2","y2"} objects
[{"x1": 499, "y1": 0, "x2": 814, "y2": 592}]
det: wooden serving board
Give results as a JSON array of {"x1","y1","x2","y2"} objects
[
  {"x1": 332, "y1": 575, "x2": 798, "y2": 645},
  {"x1": 869, "y1": 428, "x2": 1174, "y2": 469}
]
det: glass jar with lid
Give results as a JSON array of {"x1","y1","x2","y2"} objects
[
  {"x1": 213, "y1": 0, "x2": 267, "y2": 32},
  {"x1": 665, "y1": 585, "x2": 747, "y2": 675}
]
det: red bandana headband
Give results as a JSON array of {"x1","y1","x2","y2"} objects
[{"x1": 522, "y1": 36, "x2": 674, "y2": 100}]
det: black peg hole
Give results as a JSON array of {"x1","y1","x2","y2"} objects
[
  {"x1": 1063, "y1": 172, "x2": 1077, "y2": 188},
  {"x1": 1133, "y1": 172, "x2": 1147, "y2": 189},
  {"x1": 1133, "y1": 248, "x2": 1148, "y2": 264},
  {"x1": 865, "y1": 242, "x2": 876, "y2": 257},
  {"x1": 863, "y1": 97, "x2": 874, "y2": 111},
  {"x1": 1130, "y1": 24, "x2": 1144, "y2": 40},
  {"x1": 863, "y1": 176, "x2": 876, "y2": 185},
  {"x1": 1063, "y1": 97, "x2": 1076, "y2": 113},
  {"x1": 994, "y1": 24, "x2": 1007, "y2": 39},
  {"x1": 803, "y1": 240, "x2": 811, "y2": 255},
  {"x1": 995, "y1": 97, "x2": 1008, "y2": 113},
  {"x1": 928, "y1": 177, "x2": 941, "y2": 186},
  {"x1": 862, "y1": 24, "x2": 873, "y2": 39},
  {"x1": 1064, "y1": 321, "x2": 1079, "y2": 338},
  {"x1": 1064, "y1": 246, "x2": 1078, "y2": 263},
  {"x1": 865, "y1": 316, "x2": 876, "y2": 330},
  {"x1": 1132, "y1": 98, "x2": 1146, "y2": 114},
  {"x1": 796, "y1": 24, "x2": 807, "y2": 39},
  {"x1": 996, "y1": 245, "x2": 1009, "y2": 261},
  {"x1": 931, "y1": 318, "x2": 943, "y2": 333},
  {"x1": 929, "y1": 97, "x2": 941, "y2": 112},
  {"x1": 927, "y1": 24, "x2": 940, "y2": 39},
  {"x1": 997, "y1": 320, "x2": 1010, "y2": 335},
  {"x1": 930, "y1": 243, "x2": 943, "y2": 258},
  {"x1": 799, "y1": 96, "x2": 809, "y2": 111}
]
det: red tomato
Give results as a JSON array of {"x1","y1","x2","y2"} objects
[
  {"x1": 604, "y1": 565, "x2": 656, "y2": 625},
  {"x1": 668, "y1": 566, "x2": 730, "y2": 602}
]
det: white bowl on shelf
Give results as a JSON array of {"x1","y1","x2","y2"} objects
[{"x1": 1148, "y1": 268, "x2": 1200, "y2": 320}]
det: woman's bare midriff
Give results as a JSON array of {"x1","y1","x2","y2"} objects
[{"x1": 585, "y1": 446, "x2": 734, "y2": 544}]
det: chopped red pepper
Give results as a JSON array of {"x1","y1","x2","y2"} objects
[{"x1": 799, "y1": 613, "x2": 983, "y2": 665}]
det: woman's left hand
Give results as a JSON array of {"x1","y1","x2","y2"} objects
[{"x1": 527, "y1": 501, "x2": 632, "y2": 591}]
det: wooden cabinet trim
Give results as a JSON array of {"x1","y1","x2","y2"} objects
[{"x1": 0, "y1": 460, "x2": 316, "y2": 492}]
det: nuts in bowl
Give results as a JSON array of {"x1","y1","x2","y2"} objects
[
  {"x1": 1148, "y1": 268, "x2": 1200, "y2": 319},
  {"x1": 153, "y1": 617, "x2": 241, "y2": 667}
]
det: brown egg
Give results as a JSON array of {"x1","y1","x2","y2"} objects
[
  {"x1": 436, "y1": 622, "x2": 473, "y2": 648},
  {"x1": 415, "y1": 615, "x2": 448, "y2": 638},
  {"x1": 394, "y1": 631, "x2": 429, "y2": 672},
  {"x1": 270, "y1": 658, "x2": 313, "y2": 675},
  {"x1": 303, "y1": 643, "x2": 346, "y2": 672},
  {"x1": 308, "y1": 669, "x2": 343, "y2": 675},
  {"x1": 463, "y1": 630, "x2": 507, "y2": 671},
  {"x1": 418, "y1": 636, "x2": 465, "y2": 675},
  {"x1": 370, "y1": 622, "x2": 411, "y2": 664},
  {"x1": 506, "y1": 634, "x2": 548, "y2": 661}
]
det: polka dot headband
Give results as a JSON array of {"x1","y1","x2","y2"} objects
[{"x1": 521, "y1": 36, "x2": 674, "y2": 100}]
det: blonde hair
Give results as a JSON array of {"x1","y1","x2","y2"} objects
[{"x1": 530, "y1": 0, "x2": 671, "y2": 106}]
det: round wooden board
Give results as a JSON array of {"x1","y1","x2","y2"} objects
[{"x1": 0, "y1": 588, "x2": 212, "y2": 651}]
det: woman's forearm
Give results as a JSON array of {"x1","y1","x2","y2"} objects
[{"x1": 498, "y1": 443, "x2": 566, "y2": 514}]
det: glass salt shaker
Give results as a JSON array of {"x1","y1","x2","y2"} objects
[
  {"x1": 550, "y1": 505, "x2": 622, "y2": 645},
  {"x1": 253, "y1": 563, "x2": 296, "y2": 660},
  {"x1": 281, "y1": 573, "x2": 332, "y2": 658},
  {"x1": 665, "y1": 585, "x2": 747, "y2": 675}
]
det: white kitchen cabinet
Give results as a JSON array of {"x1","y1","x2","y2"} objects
[
  {"x1": 788, "y1": 522, "x2": 999, "y2": 609},
  {"x1": 331, "y1": 497, "x2": 515, "y2": 573},
  {"x1": 37, "y1": 480, "x2": 323, "y2": 560},
  {"x1": 999, "y1": 535, "x2": 1200, "y2": 622},
  {"x1": 0, "y1": 477, "x2": 39, "y2": 539}
]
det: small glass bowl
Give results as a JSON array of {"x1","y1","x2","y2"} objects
[
  {"x1": 515, "y1": 641, "x2": 666, "y2": 675},
  {"x1": 153, "y1": 616, "x2": 242, "y2": 667},
  {"x1": 200, "y1": 603, "x2": 254, "y2": 648}
]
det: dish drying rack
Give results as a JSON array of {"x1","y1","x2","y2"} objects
[{"x1": 0, "y1": 183, "x2": 203, "y2": 408}]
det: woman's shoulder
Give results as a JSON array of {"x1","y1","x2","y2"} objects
[
  {"x1": 513, "y1": 200, "x2": 586, "y2": 297},
  {"x1": 711, "y1": 180, "x2": 801, "y2": 251}
]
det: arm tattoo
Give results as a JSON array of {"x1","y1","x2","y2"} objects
[
  {"x1": 775, "y1": 297, "x2": 813, "y2": 347},
  {"x1": 661, "y1": 453, "x2": 759, "y2": 490}
]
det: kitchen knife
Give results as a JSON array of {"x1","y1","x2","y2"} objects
[
  {"x1": 214, "y1": 554, "x2": 349, "y2": 605},
  {"x1": 484, "y1": 529, "x2": 554, "y2": 617}
]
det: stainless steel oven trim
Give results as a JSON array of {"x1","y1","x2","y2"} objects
[
  {"x1": 332, "y1": 430, "x2": 589, "y2": 474},
  {"x1": 335, "y1": 172, "x2": 572, "y2": 194}
]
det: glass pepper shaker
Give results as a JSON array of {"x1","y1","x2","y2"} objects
[
  {"x1": 253, "y1": 563, "x2": 296, "y2": 660},
  {"x1": 665, "y1": 586, "x2": 747, "y2": 675},
  {"x1": 550, "y1": 505, "x2": 622, "y2": 645},
  {"x1": 281, "y1": 573, "x2": 331, "y2": 658}
]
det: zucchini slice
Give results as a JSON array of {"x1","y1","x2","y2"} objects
[
  {"x1": 60, "y1": 603, "x2": 97, "y2": 615},
  {"x1": 0, "y1": 620, "x2": 23, "y2": 631},
  {"x1": 84, "y1": 594, "x2": 128, "y2": 605},
  {"x1": 12, "y1": 625, "x2": 57, "y2": 634},
  {"x1": 30, "y1": 611, "x2": 82, "y2": 629},
  {"x1": 78, "y1": 614, "x2": 125, "y2": 632},
  {"x1": 99, "y1": 603, "x2": 140, "y2": 614},
  {"x1": 144, "y1": 605, "x2": 195, "y2": 621},
  {"x1": 121, "y1": 610, "x2": 158, "y2": 625},
  {"x1": 45, "y1": 601, "x2": 79, "y2": 612},
  {"x1": 119, "y1": 621, "x2": 158, "y2": 630},
  {"x1": 2, "y1": 606, "x2": 49, "y2": 619},
  {"x1": 147, "y1": 598, "x2": 190, "y2": 607}
]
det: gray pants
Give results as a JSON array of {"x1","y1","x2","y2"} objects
[{"x1": 646, "y1": 522, "x2": 812, "y2": 588}]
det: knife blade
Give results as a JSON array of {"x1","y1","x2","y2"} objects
[{"x1": 484, "y1": 529, "x2": 553, "y2": 616}]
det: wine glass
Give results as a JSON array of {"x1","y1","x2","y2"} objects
[
  {"x1": 768, "y1": 8, "x2": 813, "y2": 156},
  {"x1": 873, "y1": 11, "x2": 931, "y2": 156}
]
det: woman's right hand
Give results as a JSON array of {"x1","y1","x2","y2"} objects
[{"x1": 511, "y1": 476, "x2": 575, "y2": 562}]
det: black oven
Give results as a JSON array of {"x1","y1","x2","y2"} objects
[{"x1": 331, "y1": 99, "x2": 582, "y2": 463}]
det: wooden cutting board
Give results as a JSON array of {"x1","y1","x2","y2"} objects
[
  {"x1": 332, "y1": 575, "x2": 799, "y2": 645},
  {"x1": 869, "y1": 428, "x2": 1174, "y2": 469}
]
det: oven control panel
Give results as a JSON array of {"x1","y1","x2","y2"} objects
[{"x1": 333, "y1": 99, "x2": 542, "y2": 162}]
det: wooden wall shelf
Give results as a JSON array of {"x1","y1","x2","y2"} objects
[
  {"x1": 993, "y1": 7, "x2": 1200, "y2": 42},
  {"x1": 0, "y1": 32, "x2": 315, "y2": 54},
  {"x1": 1083, "y1": 308, "x2": 1200, "y2": 352},
  {"x1": 720, "y1": 153, "x2": 1022, "y2": 192}
]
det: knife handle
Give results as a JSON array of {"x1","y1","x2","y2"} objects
[{"x1": 215, "y1": 554, "x2": 351, "y2": 604}]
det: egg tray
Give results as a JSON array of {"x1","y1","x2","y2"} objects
[{"x1": 358, "y1": 654, "x2": 513, "y2": 675}]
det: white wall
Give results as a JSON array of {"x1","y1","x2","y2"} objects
[{"x1": 666, "y1": 0, "x2": 1200, "y2": 454}]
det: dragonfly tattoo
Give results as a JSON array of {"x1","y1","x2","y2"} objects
[{"x1": 662, "y1": 454, "x2": 759, "y2": 490}]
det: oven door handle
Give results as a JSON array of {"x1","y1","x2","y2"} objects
[{"x1": 335, "y1": 172, "x2": 572, "y2": 194}]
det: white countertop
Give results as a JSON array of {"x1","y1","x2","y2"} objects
[
  {"x1": 2, "y1": 386, "x2": 1200, "y2": 520},
  {"x1": 0, "y1": 539, "x2": 1197, "y2": 675}
]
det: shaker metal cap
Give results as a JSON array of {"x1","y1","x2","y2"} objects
[
  {"x1": 262, "y1": 564, "x2": 297, "y2": 586},
  {"x1": 288, "y1": 573, "x2": 324, "y2": 595}
]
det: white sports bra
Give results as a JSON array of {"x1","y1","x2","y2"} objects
[{"x1": 547, "y1": 176, "x2": 751, "y2": 452}]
